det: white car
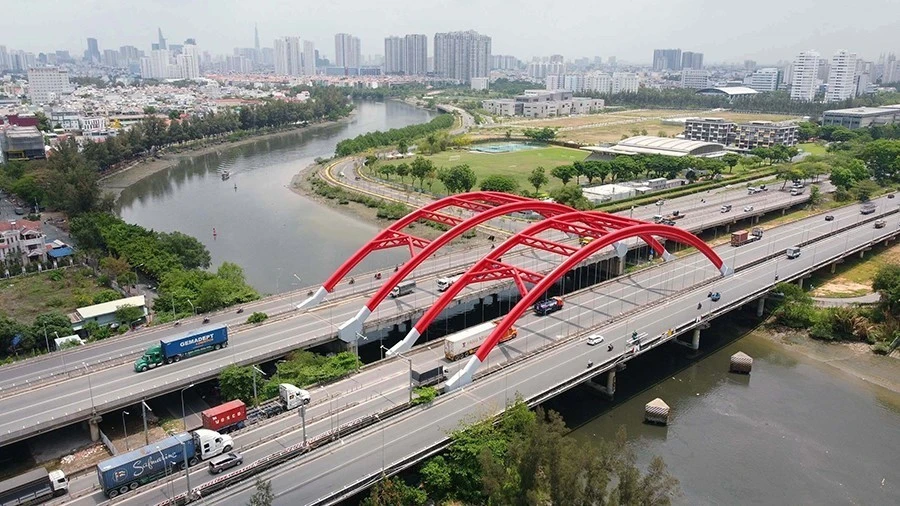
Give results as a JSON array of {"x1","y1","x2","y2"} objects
[
  {"x1": 743, "y1": 205, "x2": 754, "y2": 212},
  {"x1": 586, "y1": 334, "x2": 605, "y2": 346}
]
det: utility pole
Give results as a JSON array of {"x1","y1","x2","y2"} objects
[{"x1": 142, "y1": 400, "x2": 152, "y2": 445}]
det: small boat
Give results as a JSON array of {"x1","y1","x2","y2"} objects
[{"x1": 221, "y1": 170, "x2": 230, "y2": 180}]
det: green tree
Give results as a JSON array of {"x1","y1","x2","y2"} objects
[
  {"x1": 246, "y1": 312, "x2": 269, "y2": 324},
  {"x1": 395, "y1": 163, "x2": 410, "y2": 184},
  {"x1": 852, "y1": 179, "x2": 880, "y2": 201},
  {"x1": 34, "y1": 112, "x2": 52, "y2": 132},
  {"x1": 365, "y1": 154, "x2": 378, "y2": 168},
  {"x1": 114, "y1": 304, "x2": 145, "y2": 326},
  {"x1": 722, "y1": 153, "x2": 741, "y2": 173},
  {"x1": 361, "y1": 477, "x2": 427, "y2": 506},
  {"x1": 31, "y1": 313, "x2": 73, "y2": 344},
  {"x1": 521, "y1": 127, "x2": 557, "y2": 142},
  {"x1": 859, "y1": 139, "x2": 900, "y2": 183},
  {"x1": 248, "y1": 478, "x2": 275, "y2": 506},
  {"x1": 409, "y1": 156, "x2": 434, "y2": 189},
  {"x1": 609, "y1": 156, "x2": 639, "y2": 182},
  {"x1": 809, "y1": 185, "x2": 823, "y2": 205},
  {"x1": 550, "y1": 165, "x2": 576, "y2": 185},
  {"x1": 219, "y1": 365, "x2": 256, "y2": 404},
  {"x1": 797, "y1": 122, "x2": 820, "y2": 141},
  {"x1": 528, "y1": 166, "x2": 549, "y2": 194},
  {"x1": 437, "y1": 164, "x2": 477, "y2": 193},
  {"x1": 872, "y1": 263, "x2": 900, "y2": 317},
  {"x1": 550, "y1": 185, "x2": 592, "y2": 210},
  {"x1": 479, "y1": 175, "x2": 519, "y2": 193},
  {"x1": 99, "y1": 256, "x2": 131, "y2": 280},
  {"x1": 397, "y1": 139, "x2": 409, "y2": 154}
]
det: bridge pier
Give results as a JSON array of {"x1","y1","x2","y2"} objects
[
  {"x1": 614, "y1": 257, "x2": 625, "y2": 276},
  {"x1": 859, "y1": 250, "x2": 865, "y2": 259},
  {"x1": 797, "y1": 277, "x2": 804, "y2": 289},
  {"x1": 691, "y1": 328, "x2": 701, "y2": 350},
  {"x1": 830, "y1": 262, "x2": 837, "y2": 274},
  {"x1": 725, "y1": 224, "x2": 731, "y2": 233},
  {"x1": 88, "y1": 415, "x2": 102, "y2": 442},
  {"x1": 756, "y1": 297, "x2": 765, "y2": 317},
  {"x1": 585, "y1": 370, "x2": 616, "y2": 399}
]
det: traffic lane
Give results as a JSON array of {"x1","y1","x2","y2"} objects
[{"x1": 214, "y1": 218, "x2": 898, "y2": 506}]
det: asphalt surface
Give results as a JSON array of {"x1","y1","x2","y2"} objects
[
  {"x1": 44, "y1": 195, "x2": 899, "y2": 506},
  {"x1": 0, "y1": 179, "x2": 818, "y2": 446}
]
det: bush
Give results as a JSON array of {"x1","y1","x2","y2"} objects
[
  {"x1": 246, "y1": 312, "x2": 269, "y2": 324},
  {"x1": 412, "y1": 386, "x2": 438, "y2": 406}
]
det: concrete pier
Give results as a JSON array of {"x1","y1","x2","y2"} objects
[
  {"x1": 756, "y1": 298, "x2": 765, "y2": 317},
  {"x1": 729, "y1": 352, "x2": 753, "y2": 374},
  {"x1": 88, "y1": 415, "x2": 102, "y2": 442},
  {"x1": 644, "y1": 398, "x2": 670, "y2": 425},
  {"x1": 691, "y1": 328, "x2": 701, "y2": 350},
  {"x1": 586, "y1": 370, "x2": 617, "y2": 399}
]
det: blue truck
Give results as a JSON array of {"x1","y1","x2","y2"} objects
[
  {"x1": 134, "y1": 324, "x2": 228, "y2": 372},
  {"x1": 97, "y1": 429, "x2": 233, "y2": 498}
]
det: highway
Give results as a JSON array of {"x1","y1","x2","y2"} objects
[
  {"x1": 46, "y1": 195, "x2": 898, "y2": 506},
  {"x1": 0, "y1": 182, "x2": 816, "y2": 446}
]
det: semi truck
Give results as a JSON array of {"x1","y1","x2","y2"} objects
[
  {"x1": 730, "y1": 227, "x2": 764, "y2": 247},
  {"x1": 0, "y1": 468, "x2": 68, "y2": 506},
  {"x1": 390, "y1": 280, "x2": 416, "y2": 298},
  {"x1": 96, "y1": 429, "x2": 232, "y2": 498},
  {"x1": 665, "y1": 210, "x2": 685, "y2": 221},
  {"x1": 436, "y1": 274, "x2": 461, "y2": 292},
  {"x1": 411, "y1": 366, "x2": 447, "y2": 387},
  {"x1": 201, "y1": 400, "x2": 247, "y2": 433},
  {"x1": 249, "y1": 383, "x2": 312, "y2": 419},
  {"x1": 134, "y1": 324, "x2": 228, "y2": 372},
  {"x1": 860, "y1": 202, "x2": 877, "y2": 215},
  {"x1": 444, "y1": 320, "x2": 518, "y2": 361}
]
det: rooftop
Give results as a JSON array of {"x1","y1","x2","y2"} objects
[
  {"x1": 822, "y1": 106, "x2": 900, "y2": 117},
  {"x1": 695, "y1": 86, "x2": 759, "y2": 97},
  {"x1": 72, "y1": 295, "x2": 146, "y2": 322},
  {"x1": 583, "y1": 135, "x2": 726, "y2": 158}
]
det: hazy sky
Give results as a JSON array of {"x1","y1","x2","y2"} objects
[{"x1": 4, "y1": 0, "x2": 899, "y2": 64}]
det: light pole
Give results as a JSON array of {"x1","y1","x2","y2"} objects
[
  {"x1": 187, "y1": 299, "x2": 195, "y2": 317},
  {"x1": 298, "y1": 404, "x2": 307, "y2": 445},
  {"x1": 142, "y1": 400, "x2": 152, "y2": 445},
  {"x1": 42, "y1": 325, "x2": 50, "y2": 354},
  {"x1": 252, "y1": 366, "x2": 266, "y2": 406},
  {"x1": 157, "y1": 446, "x2": 173, "y2": 499},
  {"x1": 382, "y1": 345, "x2": 413, "y2": 403},
  {"x1": 292, "y1": 274, "x2": 302, "y2": 309},
  {"x1": 180, "y1": 440, "x2": 192, "y2": 497},
  {"x1": 374, "y1": 413, "x2": 385, "y2": 474},
  {"x1": 180, "y1": 384, "x2": 195, "y2": 431},
  {"x1": 82, "y1": 363, "x2": 96, "y2": 414},
  {"x1": 122, "y1": 410, "x2": 130, "y2": 451},
  {"x1": 320, "y1": 385, "x2": 335, "y2": 432}
]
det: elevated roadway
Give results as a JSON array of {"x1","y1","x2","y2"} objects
[
  {"x1": 48, "y1": 196, "x2": 899, "y2": 506},
  {"x1": 0, "y1": 183, "x2": 817, "y2": 447}
]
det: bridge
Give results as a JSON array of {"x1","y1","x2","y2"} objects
[
  {"x1": 46, "y1": 193, "x2": 898, "y2": 506},
  {"x1": 0, "y1": 179, "x2": 814, "y2": 448}
]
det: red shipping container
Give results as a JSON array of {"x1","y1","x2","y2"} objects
[{"x1": 201, "y1": 400, "x2": 247, "y2": 432}]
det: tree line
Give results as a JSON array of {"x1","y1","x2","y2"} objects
[
  {"x1": 362, "y1": 400, "x2": 680, "y2": 506},
  {"x1": 335, "y1": 114, "x2": 455, "y2": 156},
  {"x1": 79, "y1": 87, "x2": 352, "y2": 172}
]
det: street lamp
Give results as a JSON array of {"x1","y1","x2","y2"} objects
[
  {"x1": 142, "y1": 400, "x2": 152, "y2": 445},
  {"x1": 180, "y1": 440, "x2": 192, "y2": 497},
  {"x1": 122, "y1": 411, "x2": 130, "y2": 451},
  {"x1": 187, "y1": 299, "x2": 195, "y2": 317},
  {"x1": 42, "y1": 325, "x2": 50, "y2": 354},
  {"x1": 180, "y1": 384, "x2": 195, "y2": 431},
  {"x1": 374, "y1": 413, "x2": 385, "y2": 474},
  {"x1": 82, "y1": 363, "x2": 96, "y2": 414},
  {"x1": 382, "y1": 345, "x2": 413, "y2": 403},
  {"x1": 252, "y1": 366, "x2": 266, "y2": 406},
  {"x1": 297, "y1": 403, "x2": 307, "y2": 446}
]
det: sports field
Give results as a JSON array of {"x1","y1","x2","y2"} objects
[{"x1": 425, "y1": 145, "x2": 588, "y2": 192}]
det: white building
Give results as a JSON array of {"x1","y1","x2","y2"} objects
[
  {"x1": 0, "y1": 219, "x2": 48, "y2": 265},
  {"x1": 384, "y1": 36, "x2": 403, "y2": 74},
  {"x1": 563, "y1": 74, "x2": 585, "y2": 93},
  {"x1": 433, "y1": 30, "x2": 491, "y2": 83},
  {"x1": 302, "y1": 40, "x2": 316, "y2": 76},
  {"x1": 790, "y1": 50, "x2": 821, "y2": 101},
  {"x1": 545, "y1": 75, "x2": 563, "y2": 90},
  {"x1": 274, "y1": 36, "x2": 302, "y2": 76},
  {"x1": 585, "y1": 73, "x2": 612, "y2": 93},
  {"x1": 749, "y1": 67, "x2": 780, "y2": 92},
  {"x1": 384, "y1": 34, "x2": 427, "y2": 75},
  {"x1": 26, "y1": 66, "x2": 70, "y2": 104},
  {"x1": 571, "y1": 97, "x2": 604, "y2": 114},
  {"x1": 613, "y1": 72, "x2": 639, "y2": 93},
  {"x1": 470, "y1": 77, "x2": 489, "y2": 91},
  {"x1": 334, "y1": 33, "x2": 361, "y2": 68},
  {"x1": 826, "y1": 50, "x2": 858, "y2": 102},
  {"x1": 681, "y1": 69, "x2": 710, "y2": 89}
]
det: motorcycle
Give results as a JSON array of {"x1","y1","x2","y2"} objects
[
  {"x1": 237, "y1": 308, "x2": 244, "y2": 314},
  {"x1": 203, "y1": 317, "x2": 210, "y2": 324},
  {"x1": 607, "y1": 344, "x2": 614, "y2": 352},
  {"x1": 587, "y1": 361, "x2": 593, "y2": 368},
  {"x1": 174, "y1": 321, "x2": 181, "y2": 327}
]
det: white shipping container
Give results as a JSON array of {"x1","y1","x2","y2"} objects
[{"x1": 444, "y1": 321, "x2": 516, "y2": 360}]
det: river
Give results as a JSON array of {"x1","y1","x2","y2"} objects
[
  {"x1": 545, "y1": 317, "x2": 900, "y2": 505},
  {"x1": 116, "y1": 100, "x2": 434, "y2": 294}
]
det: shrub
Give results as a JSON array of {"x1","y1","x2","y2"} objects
[
  {"x1": 247, "y1": 312, "x2": 269, "y2": 324},
  {"x1": 412, "y1": 386, "x2": 438, "y2": 406}
]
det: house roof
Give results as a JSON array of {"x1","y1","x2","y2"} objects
[
  {"x1": 0, "y1": 219, "x2": 41, "y2": 233},
  {"x1": 695, "y1": 86, "x2": 759, "y2": 97},
  {"x1": 73, "y1": 295, "x2": 146, "y2": 322},
  {"x1": 582, "y1": 136, "x2": 726, "y2": 158}
]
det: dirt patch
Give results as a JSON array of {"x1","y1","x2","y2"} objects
[
  {"x1": 57, "y1": 444, "x2": 109, "y2": 475},
  {"x1": 812, "y1": 279, "x2": 871, "y2": 298}
]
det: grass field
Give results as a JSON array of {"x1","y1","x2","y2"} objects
[
  {"x1": 0, "y1": 268, "x2": 107, "y2": 323},
  {"x1": 810, "y1": 242, "x2": 900, "y2": 297},
  {"x1": 481, "y1": 109, "x2": 800, "y2": 145},
  {"x1": 423, "y1": 145, "x2": 589, "y2": 193},
  {"x1": 799, "y1": 142, "x2": 828, "y2": 155}
]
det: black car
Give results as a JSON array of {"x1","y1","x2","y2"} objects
[
  {"x1": 533, "y1": 297, "x2": 564, "y2": 316},
  {"x1": 208, "y1": 452, "x2": 243, "y2": 474},
  {"x1": 825, "y1": 215, "x2": 834, "y2": 221}
]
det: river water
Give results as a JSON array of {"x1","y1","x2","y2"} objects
[
  {"x1": 547, "y1": 317, "x2": 900, "y2": 505},
  {"x1": 116, "y1": 101, "x2": 434, "y2": 294}
]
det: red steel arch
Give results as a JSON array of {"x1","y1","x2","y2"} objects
[
  {"x1": 337, "y1": 200, "x2": 592, "y2": 341},
  {"x1": 445, "y1": 222, "x2": 728, "y2": 389},
  {"x1": 297, "y1": 191, "x2": 528, "y2": 310},
  {"x1": 389, "y1": 210, "x2": 705, "y2": 354}
]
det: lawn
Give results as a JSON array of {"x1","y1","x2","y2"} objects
[
  {"x1": 810, "y1": 242, "x2": 900, "y2": 297},
  {"x1": 422, "y1": 145, "x2": 589, "y2": 193},
  {"x1": 799, "y1": 142, "x2": 827, "y2": 155},
  {"x1": 0, "y1": 268, "x2": 108, "y2": 323}
]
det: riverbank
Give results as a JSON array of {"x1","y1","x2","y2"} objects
[
  {"x1": 756, "y1": 324, "x2": 900, "y2": 394},
  {"x1": 100, "y1": 113, "x2": 355, "y2": 199}
]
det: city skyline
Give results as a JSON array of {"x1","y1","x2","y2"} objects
[{"x1": 1, "y1": 0, "x2": 898, "y2": 64}]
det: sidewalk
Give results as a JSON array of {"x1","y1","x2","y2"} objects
[{"x1": 812, "y1": 293, "x2": 880, "y2": 307}]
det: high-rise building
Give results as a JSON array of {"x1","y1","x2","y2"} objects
[
  {"x1": 826, "y1": 50, "x2": 858, "y2": 102},
  {"x1": 86, "y1": 38, "x2": 100, "y2": 63},
  {"x1": 681, "y1": 69, "x2": 710, "y2": 89},
  {"x1": 384, "y1": 36, "x2": 403, "y2": 74},
  {"x1": 26, "y1": 66, "x2": 70, "y2": 104},
  {"x1": 749, "y1": 68, "x2": 780, "y2": 92},
  {"x1": 652, "y1": 48, "x2": 681, "y2": 71},
  {"x1": 790, "y1": 50, "x2": 821, "y2": 101},
  {"x1": 404, "y1": 34, "x2": 427, "y2": 75},
  {"x1": 681, "y1": 51, "x2": 704, "y2": 70},
  {"x1": 119, "y1": 45, "x2": 141, "y2": 65},
  {"x1": 102, "y1": 49, "x2": 119, "y2": 67},
  {"x1": 274, "y1": 36, "x2": 302, "y2": 76},
  {"x1": 612, "y1": 72, "x2": 639, "y2": 93},
  {"x1": 254, "y1": 24, "x2": 260, "y2": 53},
  {"x1": 433, "y1": 30, "x2": 491, "y2": 83},
  {"x1": 157, "y1": 28, "x2": 167, "y2": 50},
  {"x1": 0, "y1": 46, "x2": 9, "y2": 72},
  {"x1": 302, "y1": 40, "x2": 316, "y2": 76},
  {"x1": 178, "y1": 42, "x2": 201, "y2": 79},
  {"x1": 884, "y1": 55, "x2": 899, "y2": 84},
  {"x1": 334, "y1": 33, "x2": 361, "y2": 68}
]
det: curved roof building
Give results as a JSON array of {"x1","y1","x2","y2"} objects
[{"x1": 582, "y1": 135, "x2": 726, "y2": 159}]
